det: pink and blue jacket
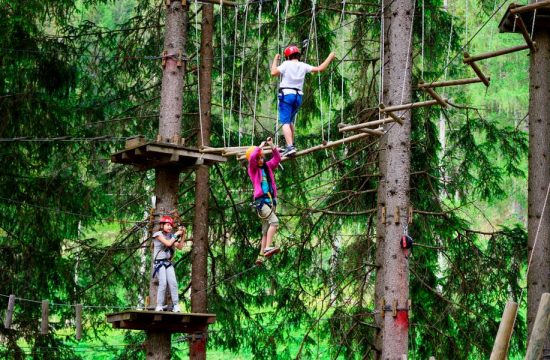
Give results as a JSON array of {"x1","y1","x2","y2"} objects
[{"x1": 248, "y1": 146, "x2": 281, "y2": 200}]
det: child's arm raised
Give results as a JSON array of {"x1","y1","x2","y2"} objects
[
  {"x1": 173, "y1": 227, "x2": 186, "y2": 250},
  {"x1": 155, "y1": 233, "x2": 178, "y2": 248},
  {"x1": 271, "y1": 54, "x2": 281, "y2": 76},
  {"x1": 311, "y1": 52, "x2": 336, "y2": 73}
]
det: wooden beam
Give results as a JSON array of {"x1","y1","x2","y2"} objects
[
  {"x1": 4, "y1": 294, "x2": 15, "y2": 329},
  {"x1": 417, "y1": 77, "x2": 485, "y2": 89},
  {"x1": 463, "y1": 45, "x2": 531, "y2": 63},
  {"x1": 195, "y1": 0, "x2": 237, "y2": 7},
  {"x1": 379, "y1": 99, "x2": 444, "y2": 113},
  {"x1": 463, "y1": 53, "x2": 490, "y2": 87},
  {"x1": 514, "y1": 15, "x2": 537, "y2": 52},
  {"x1": 338, "y1": 118, "x2": 396, "y2": 132},
  {"x1": 76, "y1": 304, "x2": 83, "y2": 340},
  {"x1": 510, "y1": 0, "x2": 550, "y2": 14},
  {"x1": 41, "y1": 300, "x2": 49, "y2": 335},
  {"x1": 525, "y1": 293, "x2": 550, "y2": 360},
  {"x1": 490, "y1": 301, "x2": 518, "y2": 360},
  {"x1": 419, "y1": 82, "x2": 448, "y2": 108}
]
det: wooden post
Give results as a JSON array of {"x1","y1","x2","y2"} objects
[
  {"x1": 191, "y1": 0, "x2": 215, "y2": 358},
  {"x1": 489, "y1": 301, "x2": 518, "y2": 360},
  {"x1": 526, "y1": 293, "x2": 550, "y2": 360},
  {"x1": 4, "y1": 294, "x2": 15, "y2": 329},
  {"x1": 75, "y1": 304, "x2": 83, "y2": 340},
  {"x1": 41, "y1": 300, "x2": 49, "y2": 335}
]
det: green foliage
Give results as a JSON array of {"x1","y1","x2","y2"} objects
[{"x1": 0, "y1": 0, "x2": 530, "y2": 358}]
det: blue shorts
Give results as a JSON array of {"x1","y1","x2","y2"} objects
[{"x1": 278, "y1": 93, "x2": 303, "y2": 125}]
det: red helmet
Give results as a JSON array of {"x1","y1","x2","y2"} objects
[
  {"x1": 159, "y1": 215, "x2": 174, "y2": 226},
  {"x1": 284, "y1": 45, "x2": 300, "y2": 59}
]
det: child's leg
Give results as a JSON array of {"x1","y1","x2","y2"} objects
[
  {"x1": 156, "y1": 266, "x2": 167, "y2": 308},
  {"x1": 166, "y1": 266, "x2": 179, "y2": 305},
  {"x1": 260, "y1": 234, "x2": 267, "y2": 255},
  {"x1": 279, "y1": 94, "x2": 294, "y2": 147},
  {"x1": 263, "y1": 206, "x2": 279, "y2": 252},
  {"x1": 265, "y1": 224, "x2": 278, "y2": 249},
  {"x1": 282, "y1": 124, "x2": 293, "y2": 146}
]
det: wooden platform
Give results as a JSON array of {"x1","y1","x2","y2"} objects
[
  {"x1": 106, "y1": 310, "x2": 216, "y2": 333},
  {"x1": 499, "y1": 3, "x2": 550, "y2": 33},
  {"x1": 111, "y1": 137, "x2": 226, "y2": 171}
]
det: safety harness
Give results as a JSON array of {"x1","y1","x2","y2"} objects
[
  {"x1": 252, "y1": 165, "x2": 276, "y2": 219},
  {"x1": 151, "y1": 234, "x2": 179, "y2": 278}
]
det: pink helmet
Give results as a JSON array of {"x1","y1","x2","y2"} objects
[
  {"x1": 284, "y1": 45, "x2": 300, "y2": 59},
  {"x1": 159, "y1": 215, "x2": 174, "y2": 226}
]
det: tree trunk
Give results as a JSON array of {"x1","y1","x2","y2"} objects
[
  {"x1": 378, "y1": 0, "x2": 414, "y2": 357},
  {"x1": 190, "y1": 3, "x2": 214, "y2": 360},
  {"x1": 527, "y1": 30, "x2": 550, "y2": 351},
  {"x1": 145, "y1": 2, "x2": 188, "y2": 358}
]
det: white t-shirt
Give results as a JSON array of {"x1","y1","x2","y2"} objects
[{"x1": 277, "y1": 60, "x2": 314, "y2": 94}]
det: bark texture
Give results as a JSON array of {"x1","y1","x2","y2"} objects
[
  {"x1": 377, "y1": 0, "x2": 414, "y2": 358},
  {"x1": 190, "y1": 4, "x2": 214, "y2": 360},
  {"x1": 527, "y1": 30, "x2": 550, "y2": 348},
  {"x1": 145, "y1": 2, "x2": 188, "y2": 358}
]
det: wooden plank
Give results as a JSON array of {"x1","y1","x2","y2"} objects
[
  {"x1": 146, "y1": 144, "x2": 226, "y2": 163},
  {"x1": 75, "y1": 304, "x2": 83, "y2": 340},
  {"x1": 417, "y1": 77, "x2": 484, "y2": 88},
  {"x1": 195, "y1": 0, "x2": 237, "y2": 7},
  {"x1": 41, "y1": 300, "x2": 49, "y2": 335},
  {"x1": 490, "y1": 301, "x2": 518, "y2": 360},
  {"x1": 378, "y1": 99, "x2": 444, "y2": 113},
  {"x1": 510, "y1": 0, "x2": 550, "y2": 14},
  {"x1": 526, "y1": 293, "x2": 550, "y2": 360},
  {"x1": 125, "y1": 136, "x2": 146, "y2": 149},
  {"x1": 463, "y1": 45, "x2": 531, "y2": 63},
  {"x1": 4, "y1": 294, "x2": 15, "y2": 329}
]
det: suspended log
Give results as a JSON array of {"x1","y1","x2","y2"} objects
[
  {"x1": 200, "y1": 146, "x2": 249, "y2": 154},
  {"x1": 490, "y1": 301, "x2": 518, "y2": 360},
  {"x1": 76, "y1": 304, "x2": 83, "y2": 340},
  {"x1": 355, "y1": 127, "x2": 385, "y2": 136},
  {"x1": 510, "y1": 0, "x2": 550, "y2": 14},
  {"x1": 338, "y1": 118, "x2": 396, "y2": 132},
  {"x1": 417, "y1": 77, "x2": 484, "y2": 88},
  {"x1": 282, "y1": 132, "x2": 372, "y2": 161},
  {"x1": 4, "y1": 294, "x2": 15, "y2": 329},
  {"x1": 526, "y1": 293, "x2": 550, "y2": 360},
  {"x1": 41, "y1": 300, "x2": 49, "y2": 335},
  {"x1": 379, "y1": 99, "x2": 445, "y2": 113}
]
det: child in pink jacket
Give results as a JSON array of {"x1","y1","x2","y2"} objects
[{"x1": 246, "y1": 137, "x2": 281, "y2": 265}]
